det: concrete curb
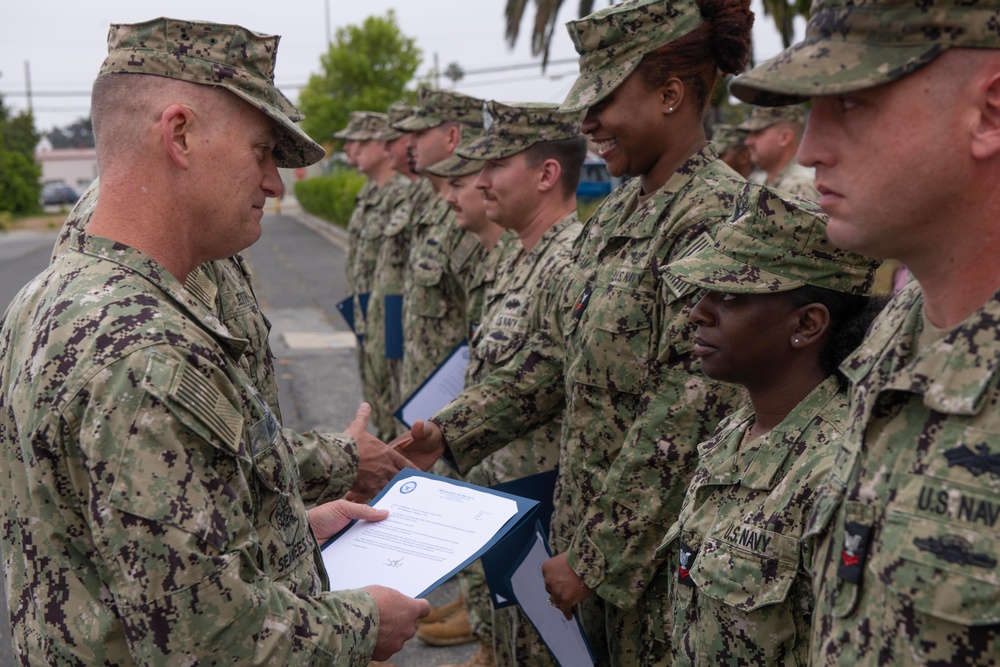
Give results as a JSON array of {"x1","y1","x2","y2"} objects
[{"x1": 276, "y1": 201, "x2": 349, "y2": 251}]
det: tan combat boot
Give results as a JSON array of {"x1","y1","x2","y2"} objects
[
  {"x1": 414, "y1": 604, "x2": 475, "y2": 646},
  {"x1": 417, "y1": 593, "x2": 466, "y2": 627}
]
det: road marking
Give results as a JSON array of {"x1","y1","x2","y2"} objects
[{"x1": 283, "y1": 332, "x2": 357, "y2": 350}]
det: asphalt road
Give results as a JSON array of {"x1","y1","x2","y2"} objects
[{"x1": 0, "y1": 204, "x2": 475, "y2": 667}]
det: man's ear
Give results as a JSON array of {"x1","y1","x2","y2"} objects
[
  {"x1": 445, "y1": 124, "x2": 463, "y2": 153},
  {"x1": 161, "y1": 103, "x2": 195, "y2": 169},
  {"x1": 971, "y1": 69, "x2": 1000, "y2": 161},
  {"x1": 537, "y1": 158, "x2": 562, "y2": 193}
]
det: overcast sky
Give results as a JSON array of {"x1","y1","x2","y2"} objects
[{"x1": 2, "y1": 0, "x2": 802, "y2": 135}]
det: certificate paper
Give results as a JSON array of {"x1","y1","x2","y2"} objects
[
  {"x1": 394, "y1": 340, "x2": 469, "y2": 428},
  {"x1": 321, "y1": 470, "x2": 535, "y2": 598},
  {"x1": 509, "y1": 526, "x2": 595, "y2": 666}
]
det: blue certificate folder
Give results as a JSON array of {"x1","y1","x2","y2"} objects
[
  {"x1": 393, "y1": 339, "x2": 469, "y2": 429},
  {"x1": 481, "y1": 469, "x2": 558, "y2": 608},
  {"x1": 335, "y1": 293, "x2": 370, "y2": 342},
  {"x1": 319, "y1": 469, "x2": 539, "y2": 599},
  {"x1": 384, "y1": 294, "x2": 404, "y2": 359}
]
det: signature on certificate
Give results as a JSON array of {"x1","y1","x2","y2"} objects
[{"x1": 385, "y1": 557, "x2": 405, "y2": 568}]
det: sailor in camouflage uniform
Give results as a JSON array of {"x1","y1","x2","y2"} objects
[
  {"x1": 730, "y1": 0, "x2": 1000, "y2": 663},
  {"x1": 419, "y1": 136, "x2": 513, "y2": 663},
  {"x1": 445, "y1": 101, "x2": 587, "y2": 667},
  {"x1": 393, "y1": 89, "x2": 486, "y2": 403},
  {"x1": 336, "y1": 111, "x2": 378, "y2": 296},
  {"x1": 344, "y1": 112, "x2": 412, "y2": 440},
  {"x1": 656, "y1": 184, "x2": 881, "y2": 667},
  {"x1": 738, "y1": 106, "x2": 819, "y2": 200},
  {"x1": 0, "y1": 18, "x2": 428, "y2": 664},
  {"x1": 710, "y1": 123, "x2": 755, "y2": 180},
  {"x1": 396, "y1": 1, "x2": 754, "y2": 663},
  {"x1": 369, "y1": 104, "x2": 430, "y2": 434}
]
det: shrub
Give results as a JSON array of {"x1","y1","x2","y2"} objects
[{"x1": 295, "y1": 170, "x2": 368, "y2": 229}]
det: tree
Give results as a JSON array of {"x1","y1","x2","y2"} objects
[
  {"x1": 297, "y1": 11, "x2": 422, "y2": 147},
  {"x1": 46, "y1": 117, "x2": 95, "y2": 149},
  {"x1": 505, "y1": 0, "x2": 599, "y2": 71},
  {"x1": 759, "y1": 0, "x2": 811, "y2": 48},
  {"x1": 0, "y1": 89, "x2": 42, "y2": 214}
]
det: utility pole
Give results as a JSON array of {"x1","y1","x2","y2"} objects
[
  {"x1": 24, "y1": 61, "x2": 32, "y2": 115},
  {"x1": 324, "y1": 0, "x2": 331, "y2": 47},
  {"x1": 433, "y1": 52, "x2": 440, "y2": 90}
]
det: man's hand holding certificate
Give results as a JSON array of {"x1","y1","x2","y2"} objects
[{"x1": 321, "y1": 470, "x2": 538, "y2": 598}]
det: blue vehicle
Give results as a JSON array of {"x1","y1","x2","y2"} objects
[{"x1": 577, "y1": 158, "x2": 614, "y2": 201}]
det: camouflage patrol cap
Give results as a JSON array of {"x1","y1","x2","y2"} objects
[
  {"x1": 388, "y1": 104, "x2": 418, "y2": 132},
  {"x1": 394, "y1": 88, "x2": 484, "y2": 131},
  {"x1": 710, "y1": 124, "x2": 748, "y2": 154},
  {"x1": 379, "y1": 106, "x2": 406, "y2": 141},
  {"x1": 457, "y1": 101, "x2": 584, "y2": 161},
  {"x1": 333, "y1": 111, "x2": 390, "y2": 141},
  {"x1": 560, "y1": 0, "x2": 704, "y2": 113},
  {"x1": 426, "y1": 129, "x2": 486, "y2": 178},
  {"x1": 333, "y1": 111, "x2": 366, "y2": 140},
  {"x1": 737, "y1": 105, "x2": 807, "y2": 131},
  {"x1": 99, "y1": 17, "x2": 324, "y2": 168},
  {"x1": 666, "y1": 183, "x2": 878, "y2": 295},
  {"x1": 730, "y1": 0, "x2": 1000, "y2": 106}
]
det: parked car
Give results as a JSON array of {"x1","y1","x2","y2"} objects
[
  {"x1": 576, "y1": 158, "x2": 614, "y2": 201},
  {"x1": 40, "y1": 181, "x2": 80, "y2": 206}
]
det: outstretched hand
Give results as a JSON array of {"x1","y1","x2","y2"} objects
[
  {"x1": 388, "y1": 419, "x2": 445, "y2": 471},
  {"x1": 346, "y1": 403, "x2": 412, "y2": 499}
]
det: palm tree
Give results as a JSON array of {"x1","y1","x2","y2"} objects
[
  {"x1": 505, "y1": 0, "x2": 598, "y2": 70},
  {"x1": 757, "y1": 0, "x2": 811, "y2": 49},
  {"x1": 505, "y1": 0, "x2": 812, "y2": 67}
]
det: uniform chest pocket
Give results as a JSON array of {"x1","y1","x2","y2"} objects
[
  {"x1": 883, "y1": 509, "x2": 1000, "y2": 626},
  {"x1": 574, "y1": 280, "x2": 655, "y2": 395},
  {"x1": 693, "y1": 531, "x2": 800, "y2": 611},
  {"x1": 410, "y1": 263, "x2": 448, "y2": 319}
]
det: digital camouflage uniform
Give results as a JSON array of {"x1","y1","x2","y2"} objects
[
  {"x1": 0, "y1": 19, "x2": 380, "y2": 663},
  {"x1": 393, "y1": 89, "x2": 486, "y2": 401},
  {"x1": 356, "y1": 172, "x2": 409, "y2": 439},
  {"x1": 52, "y1": 183, "x2": 361, "y2": 505},
  {"x1": 729, "y1": 0, "x2": 1000, "y2": 663},
  {"x1": 338, "y1": 112, "x2": 397, "y2": 427},
  {"x1": 655, "y1": 184, "x2": 880, "y2": 667},
  {"x1": 1, "y1": 235, "x2": 378, "y2": 665},
  {"x1": 426, "y1": 101, "x2": 586, "y2": 664},
  {"x1": 434, "y1": 155, "x2": 749, "y2": 664},
  {"x1": 335, "y1": 110, "x2": 376, "y2": 299},
  {"x1": 369, "y1": 176, "x2": 434, "y2": 422},
  {"x1": 737, "y1": 106, "x2": 818, "y2": 201},
  {"x1": 364, "y1": 105, "x2": 422, "y2": 438}
]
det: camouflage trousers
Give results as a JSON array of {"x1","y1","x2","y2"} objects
[{"x1": 361, "y1": 334, "x2": 396, "y2": 441}]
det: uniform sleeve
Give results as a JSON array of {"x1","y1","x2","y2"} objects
[
  {"x1": 78, "y1": 350, "x2": 380, "y2": 665},
  {"x1": 434, "y1": 319, "x2": 567, "y2": 476},
  {"x1": 287, "y1": 429, "x2": 359, "y2": 504}
]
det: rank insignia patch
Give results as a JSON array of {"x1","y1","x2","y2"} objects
[
  {"x1": 678, "y1": 542, "x2": 697, "y2": 588},
  {"x1": 837, "y1": 521, "x2": 872, "y2": 585}
]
